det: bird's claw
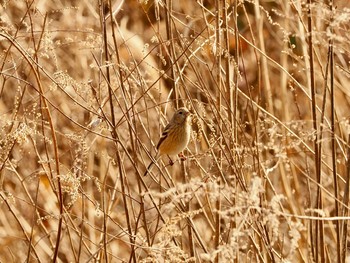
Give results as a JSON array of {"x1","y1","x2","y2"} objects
[{"x1": 178, "y1": 153, "x2": 187, "y2": 161}]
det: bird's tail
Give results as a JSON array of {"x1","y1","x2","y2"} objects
[
  {"x1": 143, "y1": 162, "x2": 154, "y2": 176},
  {"x1": 143, "y1": 154, "x2": 159, "y2": 176}
]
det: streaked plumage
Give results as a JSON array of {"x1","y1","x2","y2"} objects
[{"x1": 144, "y1": 107, "x2": 191, "y2": 176}]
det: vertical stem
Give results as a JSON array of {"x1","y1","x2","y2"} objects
[
  {"x1": 165, "y1": 0, "x2": 178, "y2": 107},
  {"x1": 230, "y1": 2, "x2": 239, "y2": 260},
  {"x1": 183, "y1": 163, "x2": 195, "y2": 257},
  {"x1": 99, "y1": 1, "x2": 136, "y2": 261},
  {"x1": 223, "y1": 0, "x2": 233, "y2": 143},
  {"x1": 214, "y1": 1, "x2": 222, "y2": 262},
  {"x1": 280, "y1": 1, "x2": 290, "y2": 122},
  {"x1": 328, "y1": 1, "x2": 340, "y2": 261},
  {"x1": 100, "y1": 4, "x2": 110, "y2": 262},
  {"x1": 215, "y1": 179, "x2": 221, "y2": 263},
  {"x1": 342, "y1": 134, "x2": 350, "y2": 263},
  {"x1": 254, "y1": 0, "x2": 273, "y2": 114},
  {"x1": 307, "y1": 0, "x2": 324, "y2": 261}
]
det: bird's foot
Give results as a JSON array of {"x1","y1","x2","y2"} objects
[
  {"x1": 167, "y1": 155, "x2": 174, "y2": 166},
  {"x1": 178, "y1": 152, "x2": 187, "y2": 161}
]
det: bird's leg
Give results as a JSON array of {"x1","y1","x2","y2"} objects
[
  {"x1": 178, "y1": 152, "x2": 187, "y2": 161},
  {"x1": 167, "y1": 155, "x2": 174, "y2": 166}
]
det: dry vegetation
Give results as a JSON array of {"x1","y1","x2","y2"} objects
[{"x1": 1, "y1": 0, "x2": 350, "y2": 262}]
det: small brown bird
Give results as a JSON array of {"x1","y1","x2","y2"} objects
[{"x1": 144, "y1": 107, "x2": 192, "y2": 176}]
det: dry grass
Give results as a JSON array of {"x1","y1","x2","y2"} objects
[{"x1": 1, "y1": 0, "x2": 350, "y2": 262}]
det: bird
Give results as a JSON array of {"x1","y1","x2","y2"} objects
[{"x1": 143, "y1": 107, "x2": 192, "y2": 176}]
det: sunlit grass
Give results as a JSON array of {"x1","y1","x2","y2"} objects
[{"x1": 1, "y1": 0, "x2": 350, "y2": 262}]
